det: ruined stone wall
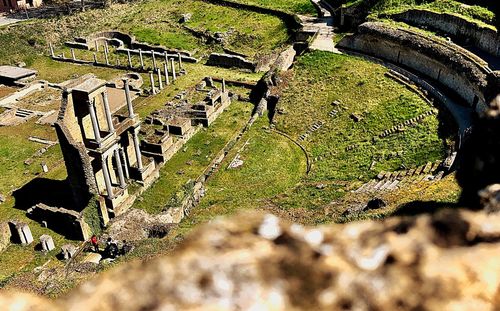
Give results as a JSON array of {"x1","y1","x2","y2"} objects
[
  {"x1": 85, "y1": 31, "x2": 193, "y2": 56},
  {"x1": 390, "y1": 9, "x2": 500, "y2": 57},
  {"x1": 54, "y1": 125, "x2": 97, "y2": 211},
  {"x1": 55, "y1": 92, "x2": 98, "y2": 210},
  {"x1": 338, "y1": 22, "x2": 490, "y2": 112},
  {"x1": 206, "y1": 53, "x2": 256, "y2": 71}
]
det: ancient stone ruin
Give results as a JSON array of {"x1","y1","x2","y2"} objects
[
  {"x1": 49, "y1": 75, "x2": 157, "y2": 228},
  {"x1": 0, "y1": 0, "x2": 499, "y2": 308}
]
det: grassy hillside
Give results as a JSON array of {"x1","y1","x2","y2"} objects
[
  {"x1": 343, "y1": 0, "x2": 497, "y2": 28},
  {"x1": 273, "y1": 51, "x2": 456, "y2": 214},
  {"x1": 0, "y1": 0, "x2": 290, "y2": 66},
  {"x1": 227, "y1": 0, "x2": 316, "y2": 14}
]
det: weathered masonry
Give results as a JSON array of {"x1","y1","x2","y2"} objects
[
  {"x1": 141, "y1": 77, "x2": 231, "y2": 162},
  {"x1": 25, "y1": 76, "x2": 232, "y2": 240},
  {"x1": 54, "y1": 75, "x2": 158, "y2": 221}
]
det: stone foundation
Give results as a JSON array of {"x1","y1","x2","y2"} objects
[{"x1": 389, "y1": 9, "x2": 499, "y2": 57}]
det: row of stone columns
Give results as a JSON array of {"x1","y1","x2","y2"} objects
[
  {"x1": 50, "y1": 42, "x2": 184, "y2": 74},
  {"x1": 148, "y1": 59, "x2": 179, "y2": 94},
  {"x1": 101, "y1": 146, "x2": 134, "y2": 199},
  {"x1": 93, "y1": 42, "x2": 183, "y2": 73}
]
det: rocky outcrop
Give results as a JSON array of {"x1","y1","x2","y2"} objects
[{"x1": 1, "y1": 208, "x2": 500, "y2": 310}]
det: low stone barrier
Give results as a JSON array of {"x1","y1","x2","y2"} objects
[
  {"x1": 389, "y1": 9, "x2": 499, "y2": 57},
  {"x1": 338, "y1": 22, "x2": 492, "y2": 113}
]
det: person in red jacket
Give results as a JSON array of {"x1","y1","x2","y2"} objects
[{"x1": 90, "y1": 235, "x2": 99, "y2": 253}]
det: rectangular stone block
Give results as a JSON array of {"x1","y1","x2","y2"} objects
[
  {"x1": 14, "y1": 223, "x2": 33, "y2": 245},
  {"x1": 40, "y1": 234, "x2": 55, "y2": 251}
]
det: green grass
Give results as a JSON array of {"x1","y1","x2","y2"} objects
[
  {"x1": 157, "y1": 116, "x2": 307, "y2": 239},
  {"x1": 0, "y1": 122, "x2": 62, "y2": 194},
  {"x1": 176, "y1": 118, "x2": 306, "y2": 233},
  {"x1": 364, "y1": 0, "x2": 497, "y2": 29},
  {"x1": 227, "y1": 0, "x2": 316, "y2": 14},
  {"x1": 273, "y1": 51, "x2": 455, "y2": 212},
  {"x1": 0, "y1": 0, "x2": 290, "y2": 66},
  {"x1": 116, "y1": 0, "x2": 289, "y2": 56},
  {"x1": 133, "y1": 100, "x2": 254, "y2": 214}
]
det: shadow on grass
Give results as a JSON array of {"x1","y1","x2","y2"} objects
[
  {"x1": 392, "y1": 200, "x2": 459, "y2": 217},
  {"x1": 12, "y1": 178, "x2": 86, "y2": 240},
  {"x1": 12, "y1": 177, "x2": 74, "y2": 211}
]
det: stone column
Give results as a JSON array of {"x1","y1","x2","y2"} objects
[
  {"x1": 119, "y1": 148, "x2": 130, "y2": 179},
  {"x1": 93, "y1": 52, "x2": 98, "y2": 64},
  {"x1": 151, "y1": 50, "x2": 157, "y2": 69},
  {"x1": 164, "y1": 52, "x2": 168, "y2": 64},
  {"x1": 222, "y1": 78, "x2": 226, "y2": 93},
  {"x1": 123, "y1": 78, "x2": 135, "y2": 118},
  {"x1": 132, "y1": 129, "x2": 144, "y2": 171},
  {"x1": 40, "y1": 234, "x2": 55, "y2": 251},
  {"x1": 178, "y1": 53, "x2": 182, "y2": 70},
  {"x1": 149, "y1": 72, "x2": 156, "y2": 94},
  {"x1": 102, "y1": 91, "x2": 115, "y2": 134},
  {"x1": 127, "y1": 50, "x2": 132, "y2": 68},
  {"x1": 16, "y1": 223, "x2": 33, "y2": 245},
  {"x1": 157, "y1": 68, "x2": 163, "y2": 90},
  {"x1": 171, "y1": 58, "x2": 176, "y2": 81},
  {"x1": 88, "y1": 100, "x2": 102, "y2": 143},
  {"x1": 164, "y1": 62, "x2": 170, "y2": 85},
  {"x1": 114, "y1": 149, "x2": 127, "y2": 188},
  {"x1": 104, "y1": 40, "x2": 109, "y2": 54},
  {"x1": 139, "y1": 49, "x2": 144, "y2": 69},
  {"x1": 101, "y1": 156, "x2": 114, "y2": 199},
  {"x1": 49, "y1": 43, "x2": 54, "y2": 57},
  {"x1": 95, "y1": 41, "x2": 99, "y2": 52},
  {"x1": 71, "y1": 48, "x2": 76, "y2": 61},
  {"x1": 104, "y1": 47, "x2": 109, "y2": 65},
  {"x1": 340, "y1": 5, "x2": 346, "y2": 26}
]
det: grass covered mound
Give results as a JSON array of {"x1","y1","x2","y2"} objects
[
  {"x1": 173, "y1": 116, "x2": 306, "y2": 235},
  {"x1": 273, "y1": 51, "x2": 454, "y2": 210}
]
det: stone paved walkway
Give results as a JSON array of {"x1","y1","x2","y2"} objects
[
  {"x1": 300, "y1": 0, "x2": 341, "y2": 53},
  {"x1": 0, "y1": 13, "x2": 26, "y2": 27}
]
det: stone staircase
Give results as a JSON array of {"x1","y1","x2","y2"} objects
[
  {"x1": 299, "y1": 120, "x2": 325, "y2": 141},
  {"x1": 379, "y1": 109, "x2": 437, "y2": 138},
  {"x1": 15, "y1": 108, "x2": 35, "y2": 119},
  {"x1": 354, "y1": 160, "x2": 444, "y2": 194}
]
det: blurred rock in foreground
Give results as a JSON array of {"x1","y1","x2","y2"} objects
[{"x1": 2, "y1": 208, "x2": 500, "y2": 311}]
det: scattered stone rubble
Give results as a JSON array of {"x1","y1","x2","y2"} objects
[
  {"x1": 355, "y1": 160, "x2": 444, "y2": 194},
  {"x1": 298, "y1": 120, "x2": 325, "y2": 141}
]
